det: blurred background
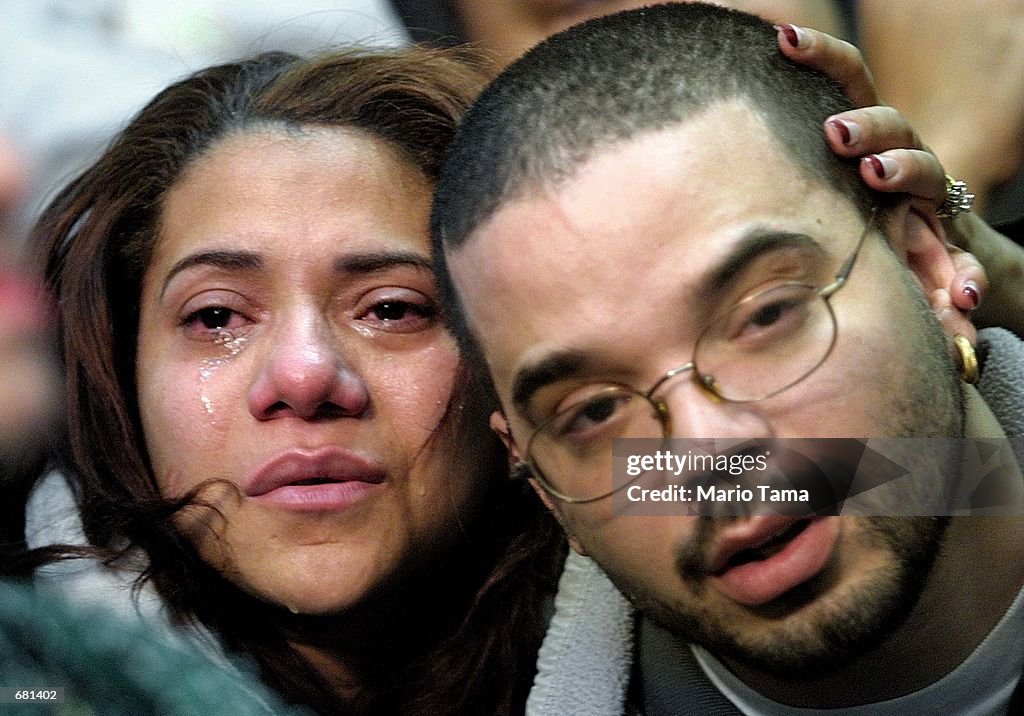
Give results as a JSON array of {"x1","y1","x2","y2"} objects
[
  {"x1": 4, "y1": 0, "x2": 1021, "y2": 247},
  {"x1": 0, "y1": 0, "x2": 408, "y2": 239}
]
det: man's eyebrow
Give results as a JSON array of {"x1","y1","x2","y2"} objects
[
  {"x1": 701, "y1": 230, "x2": 825, "y2": 299},
  {"x1": 334, "y1": 250, "x2": 434, "y2": 275},
  {"x1": 508, "y1": 232, "x2": 825, "y2": 419},
  {"x1": 161, "y1": 250, "x2": 262, "y2": 299},
  {"x1": 512, "y1": 350, "x2": 592, "y2": 423}
]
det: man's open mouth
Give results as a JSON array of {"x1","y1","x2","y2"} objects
[{"x1": 709, "y1": 517, "x2": 838, "y2": 607}]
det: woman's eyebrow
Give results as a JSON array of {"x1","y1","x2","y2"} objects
[
  {"x1": 159, "y1": 249, "x2": 435, "y2": 299},
  {"x1": 334, "y1": 250, "x2": 434, "y2": 275},
  {"x1": 160, "y1": 250, "x2": 262, "y2": 299}
]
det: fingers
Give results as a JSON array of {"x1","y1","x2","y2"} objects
[
  {"x1": 776, "y1": 24, "x2": 879, "y2": 107},
  {"x1": 825, "y1": 105, "x2": 925, "y2": 156},
  {"x1": 824, "y1": 103, "x2": 949, "y2": 205},
  {"x1": 929, "y1": 243, "x2": 983, "y2": 338},
  {"x1": 930, "y1": 247, "x2": 984, "y2": 342},
  {"x1": 779, "y1": 25, "x2": 948, "y2": 204},
  {"x1": 931, "y1": 247, "x2": 984, "y2": 339},
  {"x1": 857, "y1": 149, "x2": 947, "y2": 205},
  {"x1": 931, "y1": 286, "x2": 977, "y2": 343},
  {"x1": 782, "y1": 26, "x2": 951, "y2": 206},
  {"x1": 780, "y1": 21, "x2": 994, "y2": 335},
  {"x1": 947, "y1": 247, "x2": 986, "y2": 313}
]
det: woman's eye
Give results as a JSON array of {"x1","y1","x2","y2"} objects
[
  {"x1": 182, "y1": 305, "x2": 249, "y2": 337},
  {"x1": 357, "y1": 292, "x2": 438, "y2": 333},
  {"x1": 370, "y1": 301, "x2": 429, "y2": 322},
  {"x1": 196, "y1": 307, "x2": 232, "y2": 329}
]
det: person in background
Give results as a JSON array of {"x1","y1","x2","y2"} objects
[
  {"x1": 0, "y1": 0, "x2": 406, "y2": 243},
  {"x1": 857, "y1": 0, "x2": 1024, "y2": 240},
  {"x1": 0, "y1": 137, "x2": 61, "y2": 563},
  {"x1": 392, "y1": 0, "x2": 845, "y2": 66}
]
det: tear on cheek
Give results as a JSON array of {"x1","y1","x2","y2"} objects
[
  {"x1": 198, "y1": 334, "x2": 250, "y2": 415},
  {"x1": 199, "y1": 361, "x2": 220, "y2": 415}
]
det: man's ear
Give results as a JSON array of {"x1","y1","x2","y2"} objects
[
  {"x1": 884, "y1": 200, "x2": 976, "y2": 342},
  {"x1": 489, "y1": 410, "x2": 588, "y2": 556}
]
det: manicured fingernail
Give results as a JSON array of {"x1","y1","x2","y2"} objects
[
  {"x1": 864, "y1": 154, "x2": 897, "y2": 179},
  {"x1": 776, "y1": 24, "x2": 809, "y2": 49},
  {"x1": 962, "y1": 282, "x2": 980, "y2": 310},
  {"x1": 828, "y1": 118, "x2": 860, "y2": 146}
]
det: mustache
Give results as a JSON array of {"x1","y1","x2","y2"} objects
[{"x1": 675, "y1": 516, "x2": 718, "y2": 582}]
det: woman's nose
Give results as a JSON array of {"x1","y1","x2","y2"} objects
[{"x1": 247, "y1": 311, "x2": 369, "y2": 421}]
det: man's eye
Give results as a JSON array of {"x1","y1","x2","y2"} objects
[
  {"x1": 577, "y1": 396, "x2": 618, "y2": 425},
  {"x1": 719, "y1": 285, "x2": 817, "y2": 347},
  {"x1": 747, "y1": 300, "x2": 793, "y2": 329},
  {"x1": 551, "y1": 391, "x2": 635, "y2": 442}
]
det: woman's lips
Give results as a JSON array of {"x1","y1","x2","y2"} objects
[
  {"x1": 245, "y1": 448, "x2": 387, "y2": 512},
  {"x1": 255, "y1": 480, "x2": 385, "y2": 511},
  {"x1": 708, "y1": 516, "x2": 838, "y2": 607}
]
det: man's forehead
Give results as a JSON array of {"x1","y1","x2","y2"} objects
[
  {"x1": 447, "y1": 103, "x2": 857, "y2": 392},
  {"x1": 462, "y1": 102, "x2": 836, "y2": 251}
]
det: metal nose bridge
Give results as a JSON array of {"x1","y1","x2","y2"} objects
[
  {"x1": 644, "y1": 360, "x2": 725, "y2": 434},
  {"x1": 644, "y1": 361, "x2": 697, "y2": 401}
]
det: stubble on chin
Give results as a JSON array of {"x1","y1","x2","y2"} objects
[
  {"x1": 607, "y1": 289, "x2": 964, "y2": 677},
  {"x1": 606, "y1": 515, "x2": 948, "y2": 679}
]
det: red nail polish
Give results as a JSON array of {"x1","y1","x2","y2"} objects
[
  {"x1": 828, "y1": 119, "x2": 851, "y2": 145},
  {"x1": 780, "y1": 24, "x2": 799, "y2": 48},
  {"x1": 865, "y1": 155, "x2": 885, "y2": 179},
  {"x1": 962, "y1": 285, "x2": 980, "y2": 310}
]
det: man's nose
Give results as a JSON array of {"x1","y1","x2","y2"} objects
[
  {"x1": 660, "y1": 376, "x2": 772, "y2": 441},
  {"x1": 247, "y1": 310, "x2": 369, "y2": 421}
]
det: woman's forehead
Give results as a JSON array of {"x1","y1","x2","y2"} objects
[{"x1": 152, "y1": 129, "x2": 434, "y2": 267}]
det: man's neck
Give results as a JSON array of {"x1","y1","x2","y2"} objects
[{"x1": 726, "y1": 388, "x2": 1024, "y2": 707}]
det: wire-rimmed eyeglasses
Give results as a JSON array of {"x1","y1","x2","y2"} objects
[{"x1": 519, "y1": 208, "x2": 878, "y2": 503}]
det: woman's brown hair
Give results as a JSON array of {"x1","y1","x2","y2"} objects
[{"x1": 22, "y1": 47, "x2": 565, "y2": 715}]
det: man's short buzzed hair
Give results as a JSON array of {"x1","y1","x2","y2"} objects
[
  {"x1": 432, "y1": 2, "x2": 879, "y2": 245},
  {"x1": 431, "y1": 2, "x2": 882, "y2": 359}
]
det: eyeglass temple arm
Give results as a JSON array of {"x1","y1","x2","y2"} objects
[{"x1": 819, "y1": 207, "x2": 877, "y2": 299}]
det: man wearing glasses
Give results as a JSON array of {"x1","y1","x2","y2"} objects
[{"x1": 433, "y1": 3, "x2": 1024, "y2": 714}]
